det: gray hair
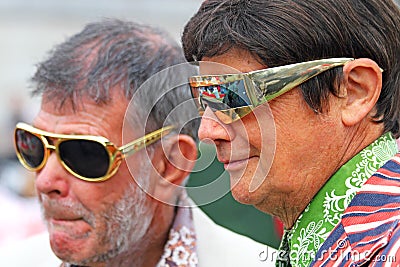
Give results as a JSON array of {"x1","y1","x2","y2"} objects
[{"x1": 32, "y1": 18, "x2": 199, "y2": 139}]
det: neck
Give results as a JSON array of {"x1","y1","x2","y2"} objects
[
  {"x1": 109, "y1": 236, "x2": 167, "y2": 267},
  {"x1": 262, "y1": 123, "x2": 384, "y2": 228},
  {"x1": 119, "y1": 204, "x2": 176, "y2": 267}
]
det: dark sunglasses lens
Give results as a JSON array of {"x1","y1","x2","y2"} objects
[
  {"x1": 59, "y1": 140, "x2": 110, "y2": 179},
  {"x1": 15, "y1": 129, "x2": 45, "y2": 168},
  {"x1": 196, "y1": 80, "x2": 250, "y2": 110}
]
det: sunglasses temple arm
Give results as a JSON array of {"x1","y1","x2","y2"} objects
[
  {"x1": 119, "y1": 126, "x2": 175, "y2": 158},
  {"x1": 249, "y1": 58, "x2": 355, "y2": 106}
]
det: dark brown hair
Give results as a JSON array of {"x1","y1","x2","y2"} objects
[{"x1": 182, "y1": 0, "x2": 400, "y2": 137}]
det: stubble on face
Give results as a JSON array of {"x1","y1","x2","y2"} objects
[{"x1": 41, "y1": 163, "x2": 155, "y2": 267}]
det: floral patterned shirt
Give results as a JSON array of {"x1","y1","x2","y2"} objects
[
  {"x1": 276, "y1": 132, "x2": 399, "y2": 267},
  {"x1": 156, "y1": 195, "x2": 198, "y2": 267}
]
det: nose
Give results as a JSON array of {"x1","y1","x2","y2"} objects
[
  {"x1": 198, "y1": 108, "x2": 233, "y2": 143},
  {"x1": 35, "y1": 152, "x2": 70, "y2": 198}
]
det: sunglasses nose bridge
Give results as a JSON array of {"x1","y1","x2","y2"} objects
[
  {"x1": 41, "y1": 137, "x2": 56, "y2": 155},
  {"x1": 47, "y1": 143, "x2": 56, "y2": 151}
]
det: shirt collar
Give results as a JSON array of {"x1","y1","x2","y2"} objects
[
  {"x1": 284, "y1": 132, "x2": 398, "y2": 267},
  {"x1": 156, "y1": 193, "x2": 198, "y2": 267}
]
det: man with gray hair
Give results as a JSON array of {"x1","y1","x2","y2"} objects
[{"x1": 3, "y1": 19, "x2": 275, "y2": 266}]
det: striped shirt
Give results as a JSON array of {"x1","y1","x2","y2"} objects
[{"x1": 312, "y1": 154, "x2": 400, "y2": 266}]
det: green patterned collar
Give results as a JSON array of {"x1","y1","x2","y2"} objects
[{"x1": 285, "y1": 132, "x2": 398, "y2": 267}]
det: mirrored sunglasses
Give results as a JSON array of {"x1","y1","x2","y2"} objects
[
  {"x1": 189, "y1": 58, "x2": 354, "y2": 124},
  {"x1": 14, "y1": 122, "x2": 174, "y2": 182}
]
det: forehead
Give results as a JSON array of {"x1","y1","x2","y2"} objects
[
  {"x1": 34, "y1": 91, "x2": 130, "y2": 141},
  {"x1": 202, "y1": 48, "x2": 266, "y2": 73}
]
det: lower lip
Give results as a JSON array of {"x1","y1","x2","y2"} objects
[
  {"x1": 49, "y1": 219, "x2": 91, "y2": 238},
  {"x1": 224, "y1": 158, "x2": 251, "y2": 172}
]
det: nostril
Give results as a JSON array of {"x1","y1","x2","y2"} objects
[
  {"x1": 53, "y1": 189, "x2": 61, "y2": 195},
  {"x1": 40, "y1": 188, "x2": 62, "y2": 198},
  {"x1": 35, "y1": 169, "x2": 70, "y2": 198},
  {"x1": 36, "y1": 179, "x2": 67, "y2": 198}
]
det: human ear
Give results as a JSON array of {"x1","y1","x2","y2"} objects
[
  {"x1": 159, "y1": 134, "x2": 198, "y2": 186},
  {"x1": 150, "y1": 134, "x2": 197, "y2": 203},
  {"x1": 340, "y1": 58, "x2": 382, "y2": 126}
]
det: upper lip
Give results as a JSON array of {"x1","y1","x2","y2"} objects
[
  {"x1": 41, "y1": 203, "x2": 85, "y2": 222},
  {"x1": 211, "y1": 142, "x2": 256, "y2": 164},
  {"x1": 48, "y1": 214, "x2": 94, "y2": 228},
  {"x1": 51, "y1": 216, "x2": 82, "y2": 221},
  {"x1": 217, "y1": 155, "x2": 254, "y2": 164},
  {"x1": 45, "y1": 212, "x2": 83, "y2": 222},
  {"x1": 219, "y1": 158, "x2": 239, "y2": 164}
]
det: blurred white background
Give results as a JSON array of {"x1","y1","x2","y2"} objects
[
  {"x1": 0, "y1": 0, "x2": 202, "y2": 246},
  {"x1": 0, "y1": 0, "x2": 202, "y2": 158},
  {"x1": 1, "y1": 0, "x2": 399, "y2": 249}
]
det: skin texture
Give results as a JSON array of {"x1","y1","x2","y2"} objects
[
  {"x1": 32, "y1": 90, "x2": 191, "y2": 267},
  {"x1": 198, "y1": 48, "x2": 384, "y2": 228},
  {"x1": 25, "y1": 19, "x2": 200, "y2": 267}
]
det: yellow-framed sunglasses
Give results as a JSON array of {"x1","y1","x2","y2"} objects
[
  {"x1": 14, "y1": 122, "x2": 174, "y2": 182},
  {"x1": 189, "y1": 58, "x2": 355, "y2": 124}
]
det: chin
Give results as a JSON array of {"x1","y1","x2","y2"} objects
[
  {"x1": 228, "y1": 169, "x2": 267, "y2": 205},
  {"x1": 230, "y1": 182, "x2": 257, "y2": 205},
  {"x1": 49, "y1": 232, "x2": 92, "y2": 264}
]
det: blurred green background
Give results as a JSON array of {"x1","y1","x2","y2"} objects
[{"x1": 187, "y1": 143, "x2": 281, "y2": 249}]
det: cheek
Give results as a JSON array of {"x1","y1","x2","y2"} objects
[
  {"x1": 271, "y1": 103, "x2": 316, "y2": 150},
  {"x1": 246, "y1": 123, "x2": 263, "y2": 148},
  {"x1": 241, "y1": 105, "x2": 276, "y2": 155},
  {"x1": 124, "y1": 153, "x2": 156, "y2": 194},
  {"x1": 74, "y1": 174, "x2": 132, "y2": 212}
]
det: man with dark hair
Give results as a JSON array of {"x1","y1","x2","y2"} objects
[
  {"x1": 182, "y1": 0, "x2": 400, "y2": 266},
  {"x1": 2, "y1": 19, "x2": 273, "y2": 267}
]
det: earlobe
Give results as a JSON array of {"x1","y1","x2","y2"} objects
[{"x1": 340, "y1": 58, "x2": 382, "y2": 127}]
